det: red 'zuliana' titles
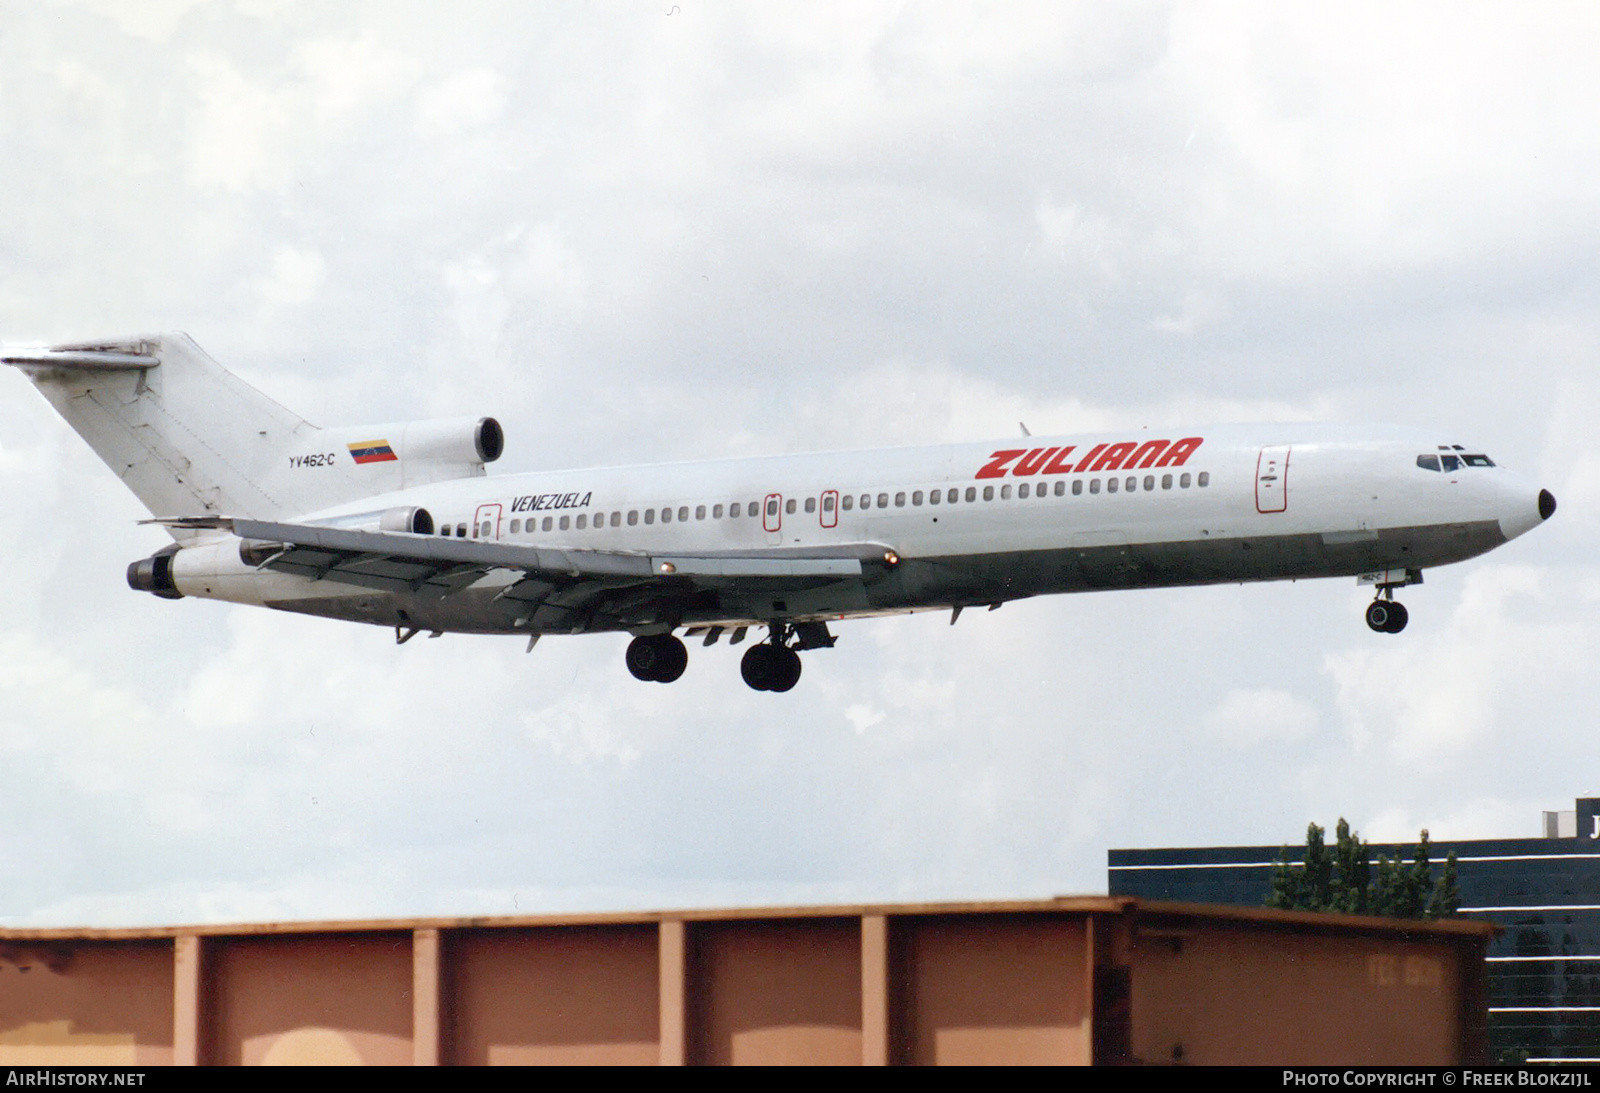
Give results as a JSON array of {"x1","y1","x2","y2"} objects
[{"x1": 973, "y1": 437, "x2": 1203, "y2": 478}]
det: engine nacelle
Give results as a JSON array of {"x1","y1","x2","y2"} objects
[
  {"x1": 318, "y1": 416, "x2": 503, "y2": 489},
  {"x1": 403, "y1": 416, "x2": 503, "y2": 466},
  {"x1": 127, "y1": 545, "x2": 184, "y2": 599}
]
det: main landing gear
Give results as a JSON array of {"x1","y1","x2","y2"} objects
[
  {"x1": 625, "y1": 634, "x2": 688, "y2": 683},
  {"x1": 624, "y1": 622, "x2": 829, "y2": 690},
  {"x1": 740, "y1": 640, "x2": 802, "y2": 693}
]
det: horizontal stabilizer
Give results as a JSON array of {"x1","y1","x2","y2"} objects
[{"x1": 2, "y1": 347, "x2": 159, "y2": 371}]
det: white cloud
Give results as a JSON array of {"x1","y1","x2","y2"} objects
[
  {"x1": 415, "y1": 68, "x2": 507, "y2": 138},
  {"x1": 1324, "y1": 564, "x2": 1599, "y2": 765},
  {"x1": 255, "y1": 246, "x2": 325, "y2": 308},
  {"x1": 1203, "y1": 688, "x2": 1318, "y2": 748},
  {"x1": 2, "y1": 3, "x2": 1594, "y2": 927}
]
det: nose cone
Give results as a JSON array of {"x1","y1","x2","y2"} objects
[{"x1": 1499, "y1": 483, "x2": 1556, "y2": 541}]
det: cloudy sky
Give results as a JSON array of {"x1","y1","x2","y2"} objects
[{"x1": 2, "y1": 1, "x2": 1597, "y2": 928}]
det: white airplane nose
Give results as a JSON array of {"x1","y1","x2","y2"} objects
[{"x1": 1500, "y1": 485, "x2": 1556, "y2": 540}]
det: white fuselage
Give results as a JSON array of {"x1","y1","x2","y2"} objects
[{"x1": 168, "y1": 423, "x2": 1548, "y2": 636}]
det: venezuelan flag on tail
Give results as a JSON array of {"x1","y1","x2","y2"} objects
[{"x1": 347, "y1": 439, "x2": 397, "y2": 464}]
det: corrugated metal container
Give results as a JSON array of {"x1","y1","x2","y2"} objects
[{"x1": 0, "y1": 897, "x2": 1492, "y2": 1065}]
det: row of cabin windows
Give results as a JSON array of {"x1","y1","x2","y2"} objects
[
  {"x1": 843, "y1": 471, "x2": 1208, "y2": 510},
  {"x1": 441, "y1": 470, "x2": 1210, "y2": 538}
]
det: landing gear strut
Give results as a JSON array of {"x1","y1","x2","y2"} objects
[
  {"x1": 626, "y1": 634, "x2": 688, "y2": 682},
  {"x1": 1361, "y1": 567, "x2": 1420, "y2": 634}
]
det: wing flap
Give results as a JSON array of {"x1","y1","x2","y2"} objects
[{"x1": 177, "y1": 517, "x2": 883, "y2": 607}]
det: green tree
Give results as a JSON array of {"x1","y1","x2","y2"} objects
[{"x1": 1268, "y1": 820, "x2": 1457, "y2": 920}]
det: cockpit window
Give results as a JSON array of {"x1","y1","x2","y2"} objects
[{"x1": 1420, "y1": 452, "x2": 1493, "y2": 470}]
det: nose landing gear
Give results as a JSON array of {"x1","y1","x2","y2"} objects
[
  {"x1": 1364, "y1": 598, "x2": 1409, "y2": 633},
  {"x1": 1360, "y1": 567, "x2": 1420, "y2": 634}
]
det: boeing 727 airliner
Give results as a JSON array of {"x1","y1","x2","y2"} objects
[{"x1": 5, "y1": 334, "x2": 1555, "y2": 691}]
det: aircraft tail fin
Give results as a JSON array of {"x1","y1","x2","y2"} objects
[{"x1": 5, "y1": 333, "x2": 315, "y2": 527}]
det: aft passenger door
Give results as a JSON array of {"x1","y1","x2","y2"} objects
[{"x1": 1256, "y1": 446, "x2": 1290, "y2": 513}]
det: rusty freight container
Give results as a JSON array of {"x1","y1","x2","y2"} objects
[{"x1": 0, "y1": 897, "x2": 1492, "y2": 1065}]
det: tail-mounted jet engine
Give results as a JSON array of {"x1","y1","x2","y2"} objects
[
  {"x1": 403, "y1": 416, "x2": 504, "y2": 466},
  {"x1": 127, "y1": 545, "x2": 183, "y2": 599}
]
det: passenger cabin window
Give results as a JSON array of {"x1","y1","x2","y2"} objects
[
  {"x1": 696, "y1": 505, "x2": 706, "y2": 520},
  {"x1": 713, "y1": 504, "x2": 724, "y2": 518},
  {"x1": 1001, "y1": 485, "x2": 1012, "y2": 499},
  {"x1": 645, "y1": 510, "x2": 655, "y2": 525},
  {"x1": 559, "y1": 516, "x2": 569, "y2": 530},
  {"x1": 1018, "y1": 483, "x2": 1029, "y2": 499},
  {"x1": 456, "y1": 523, "x2": 467, "y2": 537},
  {"x1": 1180, "y1": 473, "x2": 1191, "y2": 488},
  {"x1": 1198, "y1": 472, "x2": 1210, "y2": 487},
  {"x1": 948, "y1": 488, "x2": 958, "y2": 503},
  {"x1": 929, "y1": 489, "x2": 940, "y2": 505},
  {"x1": 510, "y1": 519, "x2": 521, "y2": 534},
  {"x1": 842, "y1": 496, "x2": 853, "y2": 511},
  {"x1": 965, "y1": 487, "x2": 977, "y2": 502},
  {"x1": 1162, "y1": 474, "x2": 1172, "y2": 489},
  {"x1": 678, "y1": 506, "x2": 689, "y2": 522},
  {"x1": 823, "y1": 495, "x2": 836, "y2": 514},
  {"x1": 982, "y1": 486, "x2": 994, "y2": 501},
  {"x1": 912, "y1": 491, "x2": 923, "y2": 506},
  {"x1": 1072, "y1": 480, "x2": 1083, "y2": 496},
  {"x1": 785, "y1": 499, "x2": 796, "y2": 515},
  {"x1": 1106, "y1": 478, "x2": 1117, "y2": 493},
  {"x1": 895, "y1": 492, "x2": 906, "y2": 507},
  {"x1": 767, "y1": 499, "x2": 779, "y2": 517},
  {"x1": 628, "y1": 510, "x2": 639, "y2": 526},
  {"x1": 662, "y1": 508, "x2": 672, "y2": 524},
  {"x1": 1090, "y1": 479, "x2": 1100, "y2": 494},
  {"x1": 878, "y1": 493, "x2": 889, "y2": 508},
  {"x1": 805, "y1": 497, "x2": 816, "y2": 514},
  {"x1": 576, "y1": 515, "x2": 586, "y2": 530}
]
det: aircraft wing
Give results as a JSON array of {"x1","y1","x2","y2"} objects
[{"x1": 168, "y1": 518, "x2": 888, "y2": 629}]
